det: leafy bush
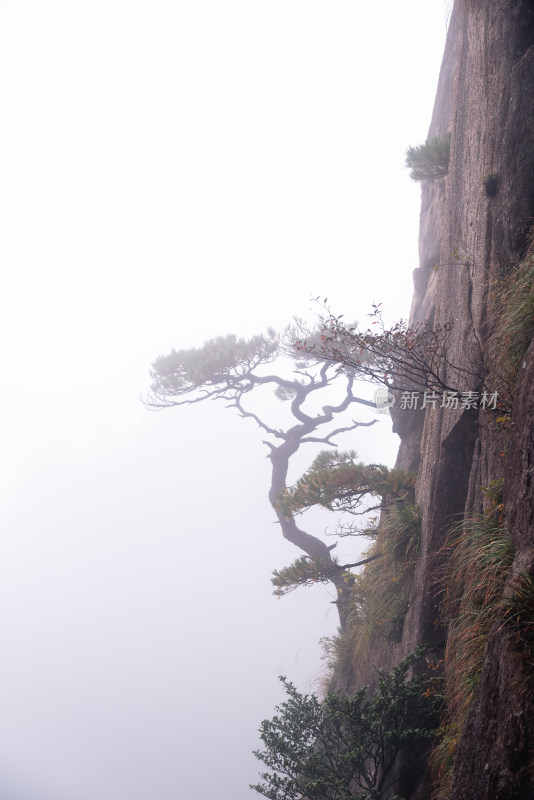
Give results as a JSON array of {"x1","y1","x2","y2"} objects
[
  {"x1": 405, "y1": 133, "x2": 451, "y2": 182},
  {"x1": 251, "y1": 646, "x2": 439, "y2": 800}
]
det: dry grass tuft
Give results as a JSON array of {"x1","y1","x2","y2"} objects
[
  {"x1": 322, "y1": 502, "x2": 421, "y2": 690},
  {"x1": 488, "y1": 243, "x2": 534, "y2": 407},
  {"x1": 430, "y1": 515, "x2": 514, "y2": 799}
]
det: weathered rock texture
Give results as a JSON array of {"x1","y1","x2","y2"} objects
[{"x1": 387, "y1": 1, "x2": 534, "y2": 797}]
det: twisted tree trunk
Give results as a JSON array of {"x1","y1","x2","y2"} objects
[{"x1": 268, "y1": 419, "x2": 374, "y2": 631}]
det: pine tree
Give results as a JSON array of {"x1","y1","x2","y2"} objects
[
  {"x1": 405, "y1": 132, "x2": 451, "y2": 182},
  {"x1": 147, "y1": 326, "x2": 379, "y2": 630}
]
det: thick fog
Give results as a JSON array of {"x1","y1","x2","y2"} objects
[{"x1": 0, "y1": 2, "x2": 448, "y2": 798}]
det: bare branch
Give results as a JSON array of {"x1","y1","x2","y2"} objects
[
  {"x1": 301, "y1": 419, "x2": 377, "y2": 445},
  {"x1": 294, "y1": 302, "x2": 488, "y2": 397},
  {"x1": 228, "y1": 396, "x2": 286, "y2": 440},
  {"x1": 340, "y1": 554, "x2": 382, "y2": 570}
]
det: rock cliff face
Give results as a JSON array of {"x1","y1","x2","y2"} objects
[{"x1": 387, "y1": 1, "x2": 534, "y2": 797}]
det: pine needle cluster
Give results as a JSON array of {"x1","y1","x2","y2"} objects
[{"x1": 277, "y1": 450, "x2": 415, "y2": 518}]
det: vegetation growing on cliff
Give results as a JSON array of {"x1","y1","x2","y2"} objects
[
  {"x1": 430, "y1": 514, "x2": 514, "y2": 799},
  {"x1": 295, "y1": 303, "x2": 484, "y2": 397},
  {"x1": 321, "y1": 501, "x2": 421, "y2": 690},
  {"x1": 405, "y1": 132, "x2": 451, "y2": 182},
  {"x1": 489, "y1": 244, "x2": 534, "y2": 407},
  {"x1": 502, "y1": 571, "x2": 534, "y2": 675},
  {"x1": 252, "y1": 646, "x2": 439, "y2": 800},
  {"x1": 427, "y1": 243, "x2": 534, "y2": 795},
  {"x1": 147, "y1": 246, "x2": 534, "y2": 799}
]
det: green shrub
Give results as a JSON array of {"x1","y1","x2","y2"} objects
[
  {"x1": 251, "y1": 646, "x2": 439, "y2": 800},
  {"x1": 405, "y1": 133, "x2": 451, "y2": 182}
]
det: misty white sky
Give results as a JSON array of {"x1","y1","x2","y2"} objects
[{"x1": 0, "y1": 2, "x2": 449, "y2": 798}]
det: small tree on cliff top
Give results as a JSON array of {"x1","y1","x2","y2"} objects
[
  {"x1": 405, "y1": 132, "x2": 451, "y2": 182},
  {"x1": 147, "y1": 324, "x2": 385, "y2": 630}
]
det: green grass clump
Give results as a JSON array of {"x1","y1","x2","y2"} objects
[
  {"x1": 502, "y1": 571, "x2": 534, "y2": 676},
  {"x1": 489, "y1": 248, "x2": 534, "y2": 405},
  {"x1": 430, "y1": 515, "x2": 514, "y2": 799},
  {"x1": 324, "y1": 502, "x2": 421, "y2": 688}
]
